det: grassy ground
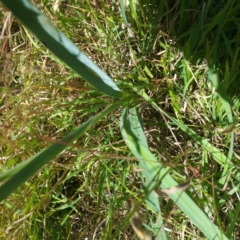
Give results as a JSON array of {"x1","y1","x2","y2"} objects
[{"x1": 0, "y1": 0, "x2": 240, "y2": 239}]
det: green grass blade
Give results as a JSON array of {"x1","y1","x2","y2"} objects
[
  {"x1": 226, "y1": 200, "x2": 240, "y2": 238},
  {"x1": 120, "y1": 106, "x2": 228, "y2": 240},
  {"x1": 119, "y1": 0, "x2": 130, "y2": 27},
  {"x1": 120, "y1": 106, "x2": 168, "y2": 239},
  {"x1": 201, "y1": 1, "x2": 233, "y2": 42},
  {"x1": 1, "y1": 0, "x2": 122, "y2": 98},
  {"x1": 208, "y1": 70, "x2": 234, "y2": 184},
  {"x1": 137, "y1": 89, "x2": 236, "y2": 171},
  {"x1": 166, "y1": 80, "x2": 183, "y2": 122},
  {"x1": 209, "y1": 70, "x2": 233, "y2": 123},
  {"x1": 0, "y1": 154, "x2": 39, "y2": 182},
  {"x1": 0, "y1": 99, "x2": 126, "y2": 201}
]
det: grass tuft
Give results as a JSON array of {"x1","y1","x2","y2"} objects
[{"x1": 0, "y1": 0, "x2": 240, "y2": 239}]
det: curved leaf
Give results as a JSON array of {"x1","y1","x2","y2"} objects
[
  {"x1": 120, "y1": 106, "x2": 168, "y2": 239},
  {"x1": 1, "y1": 0, "x2": 122, "y2": 98},
  {"x1": 120, "y1": 106, "x2": 228, "y2": 240}
]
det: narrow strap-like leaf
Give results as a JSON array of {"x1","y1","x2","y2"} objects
[
  {"x1": 2, "y1": 0, "x2": 122, "y2": 98},
  {"x1": 120, "y1": 106, "x2": 228, "y2": 240},
  {"x1": 0, "y1": 99, "x2": 126, "y2": 201}
]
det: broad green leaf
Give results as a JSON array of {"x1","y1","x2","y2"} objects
[
  {"x1": 120, "y1": 106, "x2": 228, "y2": 240},
  {"x1": 0, "y1": 99, "x2": 126, "y2": 201},
  {"x1": 1, "y1": 0, "x2": 122, "y2": 98}
]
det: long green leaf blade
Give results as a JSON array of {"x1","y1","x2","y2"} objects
[
  {"x1": 120, "y1": 106, "x2": 228, "y2": 240},
  {"x1": 120, "y1": 106, "x2": 168, "y2": 239},
  {"x1": 0, "y1": 99, "x2": 126, "y2": 201},
  {"x1": 1, "y1": 0, "x2": 122, "y2": 98}
]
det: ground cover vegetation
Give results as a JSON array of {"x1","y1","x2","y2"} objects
[{"x1": 0, "y1": 0, "x2": 240, "y2": 239}]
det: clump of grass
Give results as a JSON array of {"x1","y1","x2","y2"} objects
[{"x1": 0, "y1": 0, "x2": 240, "y2": 239}]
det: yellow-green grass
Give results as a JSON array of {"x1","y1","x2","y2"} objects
[{"x1": 0, "y1": 0, "x2": 240, "y2": 239}]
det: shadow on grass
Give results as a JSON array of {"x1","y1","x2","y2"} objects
[
  {"x1": 133, "y1": 0, "x2": 239, "y2": 107},
  {"x1": 165, "y1": 0, "x2": 240, "y2": 99}
]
